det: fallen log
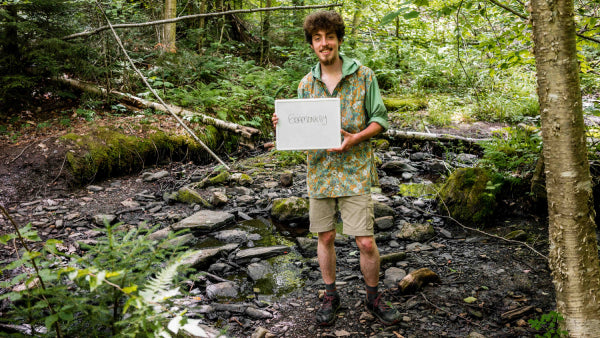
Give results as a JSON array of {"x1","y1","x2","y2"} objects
[
  {"x1": 384, "y1": 129, "x2": 491, "y2": 144},
  {"x1": 57, "y1": 76, "x2": 261, "y2": 139},
  {"x1": 397, "y1": 268, "x2": 441, "y2": 295}
]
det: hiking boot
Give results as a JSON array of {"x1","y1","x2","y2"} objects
[
  {"x1": 365, "y1": 293, "x2": 400, "y2": 325},
  {"x1": 316, "y1": 293, "x2": 341, "y2": 326}
]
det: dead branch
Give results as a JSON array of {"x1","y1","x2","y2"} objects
[
  {"x1": 384, "y1": 129, "x2": 491, "y2": 144},
  {"x1": 62, "y1": 4, "x2": 342, "y2": 40},
  {"x1": 57, "y1": 76, "x2": 260, "y2": 139}
]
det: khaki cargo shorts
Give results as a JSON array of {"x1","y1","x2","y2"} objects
[{"x1": 309, "y1": 194, "x2": 374, "y2": 237}]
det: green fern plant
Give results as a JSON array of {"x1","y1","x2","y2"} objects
[{"x1": 0, "y1": 205, "x2": 204, "y2": 337}]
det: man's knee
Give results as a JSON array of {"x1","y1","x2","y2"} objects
[
  {"x1": 356, "y1": 236, "x2": 376, "y2": 253},
  {"x1": 318, "y1": 230, "x2": 336, "y2": 245}
]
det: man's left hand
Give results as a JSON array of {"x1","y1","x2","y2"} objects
[{"x1": 328, "y1": 129, "x2": 358, "y2": 153}]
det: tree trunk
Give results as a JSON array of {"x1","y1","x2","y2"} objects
[
  {"x1": 162, "y1": 0, "x2": 177, "y2": 52},
  {"x1": 197, "y1": 0, "x2": 208, "y2": 51},
  {"x1": 531, "y1": 0, "x2": 600, "y2": 336},
  {"x1": 260, "y1": 0, "x2": 272, "y2": 64}
]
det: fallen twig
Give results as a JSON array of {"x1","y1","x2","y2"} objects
[
  {"x1": 420, "y1": 292, "x2": 483, "y2": 328},
  {"x1": 6, "y1": 137, "x2": 52, "y2": 165}
]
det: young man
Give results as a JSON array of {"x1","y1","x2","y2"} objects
[{"x1": 273, "y1": 10, "x2": 400, "y2": 326}]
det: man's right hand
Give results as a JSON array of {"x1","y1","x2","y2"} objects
[{"x1": 272, "y1": 113, "x2": 279, "y2": 130}]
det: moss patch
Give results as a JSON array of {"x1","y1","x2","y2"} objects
[
  {"x1": 437, "y1": 167, "x2": 503, "y2": 226},
  {"x1": 383, "y1": 96, "x2": 428, "y2": 112},
  {"x1": 271, "y1": 197, "x2": 309, "y2": 222},
  {"x1": 61, "y1": 126, "x2": 220, "y2": 185}
]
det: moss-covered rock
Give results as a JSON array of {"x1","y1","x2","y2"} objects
[
  {"x1": 437, "y1": 167, "x2": 503, "y2": 226},
  {"x1": 383, "y1": 96, "x2": 428, "y2": 112},
  {"x1": 372, "y1": 139, "x2": 390, "y2": 151},
  {"x1": 271, "y1": 197, "x2": 309, "y2": 222},
  {"x1": 208, "y1": 171, "x2": 230, "y2": 185},
  {"x1": 177, "y1": 186, "x2": 212, "y2": 207},
  {"x1": 231, "y1": 172, "x2": 253, "y2": 186}
]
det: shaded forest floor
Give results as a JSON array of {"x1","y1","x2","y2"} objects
[{"x1": 0, "y1": 103, "x2": 561, "y2": 337}]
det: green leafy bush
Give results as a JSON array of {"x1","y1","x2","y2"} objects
[
  {"x1": 479, "y1": 126, "x2": 542, "y2": 175},
  {"x1": 0, "y1": 216, "x2": 205, "y2": 337},
  {"x1": 528, "y1": 311, "x2": 568, "y2": 338}
]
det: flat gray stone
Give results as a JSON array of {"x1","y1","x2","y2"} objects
[
  {"x1": 235, "y1": 245, "x2": 291, "y2": 263},
  {"x1": 214, "y1": 229, "x2": 250, "y2": 243},
  {"x1": 93, "y1": 214, "x2": 116, "y2": 226},
  {"x1": 247, "y1": 262, "x2": 272, "y2": 281},
  {"x1": 182, "y1": 244, "x2": 238, "y2": 269},
  {"x1": 206, "y1": 281, "x2": 239, "y2": 299},
  {"x1": 172, "y1": 210, "x2": 234, "y2": 233}
]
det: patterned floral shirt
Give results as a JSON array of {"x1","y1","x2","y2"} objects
[{"x1": 298, "y1": 55, "x2": 388, "y2": 198}]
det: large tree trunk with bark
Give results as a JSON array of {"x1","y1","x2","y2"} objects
[
  {"x1": 531, "y1": 0, "x2": 600, "y2": 336},
  {"x1": 162, "y1": 0, "x2": 177, "y2": 52}
]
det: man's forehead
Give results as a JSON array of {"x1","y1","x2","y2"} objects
[{"x1": 312, "y1": 29, "x2": 336, "y2": 36}]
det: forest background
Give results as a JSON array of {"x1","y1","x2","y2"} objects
[{"x1": 1, "y1": 0, "x2": 600, "y2": 337}]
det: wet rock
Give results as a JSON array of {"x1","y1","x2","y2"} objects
[
  {"x1": 279, "y1": 172, "x2": 293, "y2": 187},
  {"x1": 159, "y1": 233, "x2": 196, "y2": 248},
  {"x1": 231, "y1": 172, "x2": 253, "y2": 186},
  {"x1": 296, "y1": 237, "x2": 318, "y2": 256},
  {"x1": 247, "y1": 262, "x2": 272, "y2": 281},
  {"x1": 405, "y1": 242, "x2": 433, "y2": 252},
  {"x1": 263, "y1": 181, "x2": 279, "y2": 189},
  {"x1": 410, "y1": 152, "x2": 431, "y2": 161},
  {"x1": 214, "y1": 229, "x2": 250, "y2": 243},
  {"x1": 384, "y1": 267, "x2": 407, "y2": 284},
  {"x1": 396, "y1": 222, "x2": 435, "y2": 242},
  {"x1": 270, "y1": 197, "x2": 309, "y2": 222},
  {"x1": 227, "y1": 186, "x2": 254, "y2": 196},
  {"x1": 439, "y1": 228, "x2": 453, "y2": 238},
  {"x1": 237, "y1": 195, "x2": 255, "y2": 204},
  {"x1": 379, "y1": 252, "x2": 406, "y2": 265},
  {"x1": 245, "y1": 307, "x2": 273, "y2": 319},
  {"x1": 437, "y1": 167, "x2": 502, "y2": 226},
  {"x1": 208, "y1": 171, "x2": 231, "y2": 186},
  {"x1": 505, "y1": 230, "x2": 527, "y2": 241},
  {"x1": 211, "y1": 191, "x2": 228, "y2": 206},
  {"x1": 424, "y1": 159, "x2": 448, "y2": 174},
  {"x1": 379, "y1": 176, "x2": 400, "y2": 192},
  {"x1": 142, "y1": 170, "x2": 169, "y2": 182},
  {"x1": 235, "y1": 245, "x2": 291, "y2": 263},
  {"x1": 206, "y1": 281, "x2": 239, "y2": 299},
  {"x1": 375, "y1": 216, "x2": 395, "y2": 230},
  {"x1": 86, "y1": 185, "x2": 104, "y2": 192},
  {"x1": 381, "y1": 160, "x2": 418, "y2": 175},
  {"x1": 182, "y1": 244, "x2": 238, "y2": 268},
  {"x1": 93, "y1": 214, "x2": 116, "y2": 226},
  {"x1": 172, "y1": 210, "x2": 234, "y2": 233},
  {"x1": 456, "y1": 153, "x2": 479, "y2": 164},
  {"x1": 177, "y1": 186, "x2": 212, "y2": 207},
  {"x1": 374, "y1": 202, "x2": 395, "y2": 218}
]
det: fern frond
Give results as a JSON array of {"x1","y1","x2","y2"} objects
[{"x1": 139, "y1": 250, "x2": 201, "y2": 304}]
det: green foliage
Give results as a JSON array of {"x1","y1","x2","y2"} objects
[
  {"x1": 528, "y1": 311, "x2": 569, "y2": 338},
  {"x1": 0, "y1": 219, "x2": 204, "y2": 337},
  {"x1": 479, "y1": 126, "x2": 542, "y2": 175}
]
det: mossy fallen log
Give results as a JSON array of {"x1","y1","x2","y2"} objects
[{"x1": 61, "y1": 126, "x2": 220, "y2": 185}]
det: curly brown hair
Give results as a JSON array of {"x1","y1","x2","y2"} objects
[{"x1": 303, "y1": 10, "x2": 345, "y2": 45}]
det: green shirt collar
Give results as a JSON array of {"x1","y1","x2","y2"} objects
[{"x1": 311, "y1": 54, "x2": 361, "y2": 80}]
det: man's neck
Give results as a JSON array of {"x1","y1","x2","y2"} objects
[{"x1": 320, "y1": 56, "x2": 343, "y2": 77}]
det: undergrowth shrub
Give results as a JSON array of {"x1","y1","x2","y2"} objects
[
  {"x1": 479, "y1": 125, "x2": 542, "y2": 177},
  {"x1": 0, "y1": 217, "x2": 207, "y2": 337}
]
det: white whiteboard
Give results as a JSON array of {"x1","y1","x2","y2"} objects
[{"x1": 275, "y1": 98, "x2": 341, "y2": 150}]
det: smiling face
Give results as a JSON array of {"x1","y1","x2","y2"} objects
[{"x1": 310, "y1": 29, "x2": 342, "y2": 66}]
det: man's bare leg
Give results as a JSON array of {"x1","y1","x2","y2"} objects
[
  {"x1": 356, "y1": 235, "x2": 380, "y2": 286},
  {"x1": 318, "y1": 230, "x2": 337, "y2": 284}
]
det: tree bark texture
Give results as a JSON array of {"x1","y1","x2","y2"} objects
[
  {"x1": 531, "y1": 0, "x2": 600, "y2": 336},
  {"x1": 162, "y1": 0, "x2": 177, "y2": 52}
]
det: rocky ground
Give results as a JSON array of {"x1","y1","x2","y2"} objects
[{"x1": 0, "y1": 111, "x2": 558, "y2": 337}]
